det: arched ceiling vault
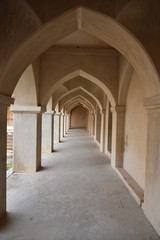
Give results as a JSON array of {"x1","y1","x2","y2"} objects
[
  {"x1": 59, "y1": 91, "x2": 96, "y2": 112},
  {"x1": 0, "y1": 7, "x2": 159, "y2": 106},
  {"x1": 62, "y1": 95, "x2": 95, "y2": 113},
  {"x1": 66, "y1": 101, "x2": 90, "y2": 114},
  {"x1": 46, "y1": 69, "x2": 116, "y2": 107},
  {"x1": 52, "y1": 76, "x2": 105, "y2": 109},
  {"x1": 53, "y1": 86, "x2": 103, "y2": 111}
]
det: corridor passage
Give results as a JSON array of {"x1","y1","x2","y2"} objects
[{"x1": 1, "y1": 129, "x2": 159, "y2": 240}]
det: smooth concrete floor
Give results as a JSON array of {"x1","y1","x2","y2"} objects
[{"x1": 1, "y1": 129, "x2": 160, "y2": 240}]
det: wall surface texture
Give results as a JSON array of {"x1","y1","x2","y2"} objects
[
  {"x1": 71, "y1": 106, "x2": 88, "y2": 128},
  {"x1": 123, "y1": 71, "x2": 147, "y2": 189}
]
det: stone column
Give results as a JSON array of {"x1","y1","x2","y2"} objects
[
  {"x1": 0, "y1": 95, "x2": 14, "y2": 218},
  {"x1": 63, "y1": 114, "x2": 67, "y2": 136},
  {"x1": 143, "y1": 96, "x2": 160, "y2": 236},
  {"x1": 11, "y1": 106, "x2": 42, "y2": 173},
  {"x1": 100, "y1": 109, "x2": 106, "y2": 152},
  {"x1": 111, "y1": 106, "x2": 125, "y2": 169},
  {"x1": 87, "y1": 113, "x2": 91, "y2": 134},
  {"x1": 54, "y1": 112, "x2": 61, "y2": 143},
  {"x1": 64, "y1": 114, "x2": 68, "y2": 135},
  {"x1": 104, "y1": 100, "x2": 109, "y2": 155},
  {"x1": 90, "y1": 113, "x2": 94, "y2": 137},
  {"x1": 42, "y1": 111, "x2": 54, "y2": 153},
  {"x1": 60, "y1": 113, "x2": 64, "y2": 140},
  {"x1": 94, "y1": 112, "x2": 97, "y2": 141},
  {"x1": 66, "y1": 114, "x2": 70, "y2": 132},
  {"x1": 92, "y1": 113, "x2": 95, "y2": 137}
]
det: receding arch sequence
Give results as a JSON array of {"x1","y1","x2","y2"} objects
[{"x1": 0, "y1": 7, "x2": 159, "y2": 102}]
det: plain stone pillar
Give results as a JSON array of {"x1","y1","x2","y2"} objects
[
  {"x1": 54, "y1": 113, "x2": 61, "y2": 143},
  {"x1": 143, "y1": 97, "x2": 160, "y2": 236},
  {"x1": 100, "y1": 109, "x2": 106, "y2": 152},
  {"x1": 87, "y1": 113, "x2": 91, "y2": 134},
  {"x1": 0, "y1": 96, "x2": 13, "y2": 218},
  {"x1": 60, "y1": 113, "x2": 64, "y2": 140},
  {"x1": 11, "y1": 106, "x2": 42, "y2": 173},
  {"x1": 42, "y1": 111, "x2": 54, "y2": 153},
  {"x1": 105, "y1": 100, "x2": 109, "y2": 155},
  {"x1": 91, "y1": 113, "x2": 95, "y2": 137},
  {"x1": 111, "y1": 106, "x2": 125, "y2": 169},
  {"x1": 67, "y1": 114, "x2": 70, "y2": 132},
  {"x1": 92, "y1": 113, "x2": 95, "y2": 136},
  {"x1": 64, "y1": 114, "x2": 68, "y2": 134},
  {"x1": 94, "y1": 113, "x2": 97, "y2": 141},
  {"x1": 64, "y1": 114, "x2": 67, "y2": 136}
]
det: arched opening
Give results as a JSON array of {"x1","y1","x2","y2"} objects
[
  {"x1": 0, "y1": 4, "x2": 160, "y2": 237},
  {"x1": 70, "y1": 106, "x2": 88, "y2": 129}
]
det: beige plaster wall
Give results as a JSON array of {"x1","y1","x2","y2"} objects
[
  {"x1": 13, "y1": 65, "x2": 37, "y2": 106},
  {"x1": 71, "y1": 106, "x2": 88, "y2": 128},
  {"x1": 123, "y1": 71, "x2": 147, "y2": 189}
]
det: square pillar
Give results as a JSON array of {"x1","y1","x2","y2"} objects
[
  {"x1": 54, "y1": 113, "x2": 61, "y2": 143},
  {"x1": 94, "y1": 113, "x2": 97, "y2": 141},
  {"x1": 60, "y1": 113, "x2": 64, "y2": 140},
  {"x1": 100, "y1": 109, "x2": 106, "y2": 152},
  {"x1": 111, "y1": 106, "x2": 125, "y2": 169},
  {"x1": 42, "y1": 111, "x2": 54, "y2": 153},
  {"x1": 64, "y1": 114, "x2": 68, "y2": 135},
  {"x1": 143, "y1": 96, "x2": 160, "y2": 236},
  {"x1": 0, "y1": 95, "x2": 14, "y2": 218},
  {"x1": 104, "y1": 100, "x2": 110, "y2": 156},
  {"x1": 66, "y1": 114, "x2": 70, "y2": 132},
  {"x1": 11, "y1": 106, "x2": 42, "y2": 173}
]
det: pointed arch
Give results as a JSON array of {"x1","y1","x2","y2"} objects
[
  {"x1": 46, "y1": 69, "x2": 115, "y2": 107},
  {"x1": 0, "y1": 7, "x2": 159, "y2": 101},
  {"x1": 53, "y1": 86, "x2": 102, "y2": 110},
  {"x1": 62, "y1": 95, "x2": 95, "y2": 113}
]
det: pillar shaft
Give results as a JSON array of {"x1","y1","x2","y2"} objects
[
  {"x1": 60, "y1": 113, "x2": 64, "y2": 140},
  {"x1": 67, "y1": 114, "x2": 70, "y2": 132},
  {"x1": 100, "y1": 109, "x2": 106, "y2": 152},
  {"x1": 42, "y1": 111, "x2": 54, "y2": 153},
  {"x1": 111, "y1": 106, "x2": 125, "y2": 169},
  {"x1": 11, "y1": 106, "x2": 42, "y2": 173},
  {"x1": 104, "y1": 100, "x2": 110, "y2": 156},
  {"x1": 0, "y1": 95, "x2": 14, "y2": 218},
  {"x1": 94, "y1": 113, "x2": 97, "y2": 141},
  {"x1": 64, "y1": 114, "x2": 68, "y2": 134},
  {"x1": 54, "y1": 113, "x2": 61, "y2": 143}
]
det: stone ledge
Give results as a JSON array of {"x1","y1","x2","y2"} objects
[
  {"x1": 10, "y1": 105, "x2": 41, "y2": 113},
  {"x1": 116, "y1": 167, "x2": 144, "y2": 207}
]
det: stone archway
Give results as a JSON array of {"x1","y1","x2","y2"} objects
[{"x1": 0, "y1": 7, "x2": 159, "y2": 101}]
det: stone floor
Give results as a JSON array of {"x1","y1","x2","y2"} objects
[{"x1": 0, "y1": 129, "x2": 160, "y2": 240}]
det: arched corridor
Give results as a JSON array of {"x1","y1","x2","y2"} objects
[
  {"x1": 1, "y1": 129, "x2": 159, "y2": 240},
  {"x1": 1, "y1": 1, "x2": 160, "y2": 238}
]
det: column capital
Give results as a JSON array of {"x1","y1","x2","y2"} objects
[
  {"x1": 0, "y1": 94, "x2": 14, "y2": 106},
  {"x1": 54, "y1": 112, "x2": 61, "y2": 116},
  {"x1": 10, "y1": 105, "x2": 42, "y2": 114},
  {"x1": 43, "y1": 110, "x2": 56, "y2": 115},
  {"x1": 144, "y1": 95, "x2": 160, "y2": 110},
  {"x1": 110, "y1": 105, "x2": 125, "y2": 113}
]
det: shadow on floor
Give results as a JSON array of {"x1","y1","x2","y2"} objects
[{"x1": 0, "y1": 213, "x2": 15, "y2": 230}]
